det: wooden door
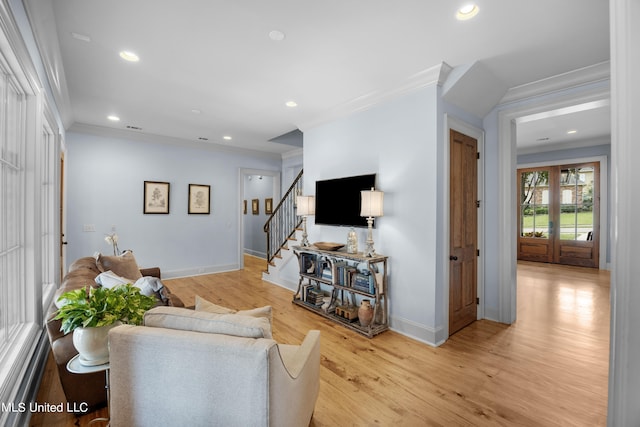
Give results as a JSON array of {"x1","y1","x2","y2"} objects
[
  {"x1": 518, "y1": 162, "x2": 600, "y2": 268},
  {"x1": 553, "y1": 164, "x2": 599, "y2": 267},
  {"x1": 449, "y1": 130, "x2": 478, "y2": 336},
  {"x1": 517, "y1": 167, "x2": 553, "y2": 263}
]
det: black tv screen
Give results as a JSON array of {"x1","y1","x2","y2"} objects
[{"x1": 314, "y1": 174, "x2": 376, "y2": 228}]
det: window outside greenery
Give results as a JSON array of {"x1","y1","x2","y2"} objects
[{"x1": 520, "y1": 167, "x2": 595, "y2": 240}]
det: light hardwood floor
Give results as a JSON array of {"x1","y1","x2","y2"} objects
[{"x1": 30, "y1": 256, "x2": 610, "y2": 426}]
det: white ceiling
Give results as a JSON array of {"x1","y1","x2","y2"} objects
[
  {"x1": 22, "y1": 0, "x2": 610, "y2": 155},
  {"x1": 517, "y1": 100, "x2": 611, "y2": 154}
]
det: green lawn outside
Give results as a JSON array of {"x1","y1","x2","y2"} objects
[{"x1": 521, "y1": 211, "x2": 593, "y2": 228}]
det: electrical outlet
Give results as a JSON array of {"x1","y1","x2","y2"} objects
[{"x1": 83, "y1": 224, "x2": 96, "y2": 232}]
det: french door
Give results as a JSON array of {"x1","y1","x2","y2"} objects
[{"x1": 517, "y1": 162, "x2": 599, "y2": 268}]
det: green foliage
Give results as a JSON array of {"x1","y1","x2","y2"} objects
[{"x1": 54, "y1": 284, "x2": 156, "y2": 335}]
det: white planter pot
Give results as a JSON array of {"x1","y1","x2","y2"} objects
[{"x1": 72, "y1": 322, "x2": 120, "y2": 366}]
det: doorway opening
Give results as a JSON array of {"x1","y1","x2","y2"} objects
[
  {"x1": 497, "y1": 81, "x2": 609, "y2": 324},
  {"x1": 238, "y1": 168, "x2": 280, "y2": 270}
]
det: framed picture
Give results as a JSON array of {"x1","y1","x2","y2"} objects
[
  {"x1": 265, "y1": 198, "x2": 273, "y2": 215},
  {"x1": 243, "y1": 200, "x2": 247, "y2": 215},
  {"x1": 144, "y1": 181, "x2": 170, "y2": 214},
  {"x1": 252, "y1": 198, "x2": 259, "y2": 215},
  {"x1": 188, "y1": 184, "x2": 210, "y2": 214}
]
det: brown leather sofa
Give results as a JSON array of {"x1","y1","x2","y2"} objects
[{"x1": 45, "y1": 254, "x2": 184, "y2": 412}]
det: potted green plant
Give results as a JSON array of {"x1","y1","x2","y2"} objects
[{"x1": 54, "y1": 284, "x2": 156, "y2": 366}]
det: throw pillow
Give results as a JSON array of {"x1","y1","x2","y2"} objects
[
  {"x1": 194, "y1": 295, "x2": 236, "y2": 314},
  {"x1": 237, "y1": 306, "x2": 272, "y2": 322},
  {"x1": 195, "y1": 295, "x2": 272, "y2": 322},
  {"x1": 133, "y1": 276, "x2": 170, "y2": 304},
  {"x1": 95, "y1": 270, "x2": 131, "y2": 289},
  {"x1": 144, "y1": 306, "x2": 272, "y2": 339},
  {"x1": 95, "y1": 250, "x2": 142, "y2": 282}
]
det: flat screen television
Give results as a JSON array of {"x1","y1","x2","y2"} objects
[{"x1": 314, "y1": 173, "x2": 376, "y2": 228}]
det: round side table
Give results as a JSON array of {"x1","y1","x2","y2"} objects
[{"x1": 67, "y1": 354, "x2": 110, "y2": 426}]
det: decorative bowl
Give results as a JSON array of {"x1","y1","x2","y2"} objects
[{"x1": 313, "y1": 242, "x2": 345, "y2": 251}]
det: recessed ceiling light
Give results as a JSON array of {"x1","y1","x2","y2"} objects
[
  {"x1": 223, "y1": 136, "x2": 232, "y2": 141},
  {"x1": 567, "y1": 130, "x2": 578, "y2": 134},
  {"x1": 191, "y1": 109, "x2": 201, "y2": 114},
  {"x1": 269, "y1": 30, "x2": 286, "y2": 41},
  {"x1": 456, "y1": 4, "x2": 479, "y2": 20},
  {"x1": 107, "y1": 115, "x2": 120, "y2": 122},
  {"x1": 285, "y1": 101, "x2": 298, "y2": 108},
  {"x1": 119, "y1": 50, "x2": 140, "y2": 62}
]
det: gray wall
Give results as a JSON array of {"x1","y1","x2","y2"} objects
[{"x1": 66, "y1": 131, "x2": 281, "y2": 277}]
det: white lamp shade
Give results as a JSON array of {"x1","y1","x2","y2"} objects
[
  {"x1": 360, "y1": 189, "x2": 384, "y2": 217},
  {"x1": 296, "y1": 195, "x2": 315, "y2": 216}
]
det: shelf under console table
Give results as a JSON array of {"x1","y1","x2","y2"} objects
[{"x1": 292, "y1": 245, "x2": 389, "y2": 338}]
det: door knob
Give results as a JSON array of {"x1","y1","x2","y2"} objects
[{"x1": 449, "y1": 255, "x2": 458, "y2": 261}]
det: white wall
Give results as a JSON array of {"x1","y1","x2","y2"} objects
[
  {"x1": 608, "y1": 0, "x2": 640, "y2": 424},
  {"x1": 66, "y1": 131, "x2": 281, "y2": 277},
  {"x1": 303, "y1": 85, "x2": 447, "y2": 345},
  {"x1": 282, "y1": 149, "x2": 303, "y2": 194}
]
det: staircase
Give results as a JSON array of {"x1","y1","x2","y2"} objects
[{"x1": 262, "y1": 169, "x2": 304, "y2": 284}]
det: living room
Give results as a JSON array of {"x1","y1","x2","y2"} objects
[{"x1": 1, "y1": 1, "x2": 640, "y2": 426}]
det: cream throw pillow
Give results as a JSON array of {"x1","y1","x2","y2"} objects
[
  {"x1": 195, "y1": 295, "x2": 272, "y2": 322},
  {"x1": 144, "y1": 306, "x2": 272, "y2": 339}
]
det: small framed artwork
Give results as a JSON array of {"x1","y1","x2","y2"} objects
[
  {"x1": 144, "y1": 181, "x2": 170, "y2": 214},
  {"x1": 243, "y1": 200, "x2": 247, "y2": 215},
  {"x1": 252, "y1": 199, "x2": 259, "y2": 215},
  {"x1": 265, "y1": 198, "x2": 273, "y2": 215},
  {"x1": 188, "y1": 184, "x2": 210, "y2": 214}
]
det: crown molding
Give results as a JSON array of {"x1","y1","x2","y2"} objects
[
  {"x1": 298, "y1": 62, "x2": 452, "y2": 132},
  {"x1": 68, "y1": 123, "x2": 284, "y2": 161},
  {"x1": 501, "y1": 61, "x2": 610, "y2": 104}
]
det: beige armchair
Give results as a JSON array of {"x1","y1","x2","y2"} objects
[{"x1": 108, "y1": 307, "x2": 320, "y2": 427}]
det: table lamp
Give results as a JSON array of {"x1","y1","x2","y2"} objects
[
  {"x1": 360, "y1": 187, "x2": 384, "y2": 257},
  {"x1": 296, "y1": 195, "x2": 315, "y2": 247}
]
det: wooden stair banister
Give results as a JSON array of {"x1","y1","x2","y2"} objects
[{"x1": 264, "y1": 169, "x2": 304, "y2": 265}]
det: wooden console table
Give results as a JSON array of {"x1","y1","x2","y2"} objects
[{"x1": 292, "y1": 245, "x2": 389, "y2": 338}]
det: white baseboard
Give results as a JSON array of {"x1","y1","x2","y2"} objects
[
  {"x1": 262, "y1": 275, "x2": 298, "y2": 292},
  {"x1": 389, "y1": 316, "x2": 447, "y2": 347},
  {"x1": 482, "y1": 308, "x2": 501, "y2": 323},
  {"x1": 163, "y1": 264, "x2": 239, "y2": 279},
  {"x1": 243, "y1": 249, "x2": 266, "y2": 259}
]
